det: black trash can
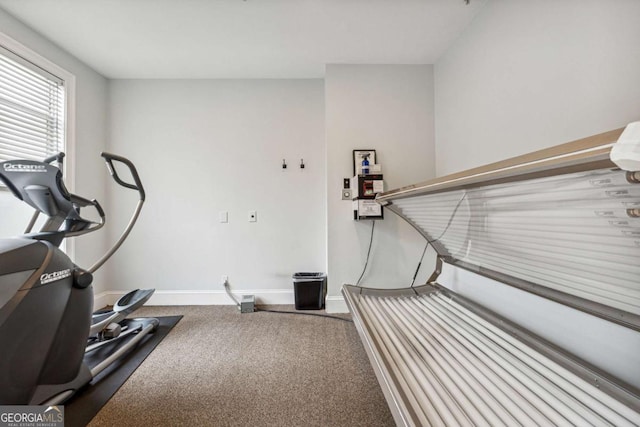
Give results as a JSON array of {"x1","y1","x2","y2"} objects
[{"x1": 293, "y1": 272, "x2": 327, "y2": 310}]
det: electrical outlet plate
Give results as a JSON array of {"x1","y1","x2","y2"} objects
[{"x1": 248, "y1": 211, "x2": 257, "y2": 222}]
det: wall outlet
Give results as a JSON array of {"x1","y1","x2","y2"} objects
[
  {"x1": 248, "y1": 210, "x2": 257, "y2": 222},
  {"x1": 219, "y1": 211, "x2": 228, "y2": 223}
]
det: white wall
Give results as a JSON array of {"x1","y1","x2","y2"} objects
[
  {"x1": 435, "y1": 0, "x2": 640, "y2": 176},
  {"x1": 0, "y1": 8, "x2": 110, "y2": 293},
  {"x1": 325, "y1": 65, "x2": 436, "y2": 312},
  {"x1": 107, "y1": 79, "x2": 325, "y2": 304},
  {"x1": 433, "y1": 0, "x2": 640, "y2": 387}
]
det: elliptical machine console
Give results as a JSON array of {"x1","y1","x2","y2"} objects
[{"x1": 0, "y1": 152, "x2": 158, "y2": 405}]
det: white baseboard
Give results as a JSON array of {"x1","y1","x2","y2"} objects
[
  {"x1": 94, "y1": 291, "x2": 115, "y2": 310},
  {"x1": 94, "y1": 290, "x2": 349, "y2": 313},
  {"x1": 94, "y1": 289, "x2": 295, "y2": 308},
  {"x1": 325, "y1": 295, "x2": 348, "y2": 313}
]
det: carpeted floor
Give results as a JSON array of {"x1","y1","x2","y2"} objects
[{"x1": 88, "y1": 305, "x2": 395, "y2": 426}]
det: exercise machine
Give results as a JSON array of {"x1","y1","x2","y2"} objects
[{"x1": 0, "y1": 152, "x2": 158, "y2": 405}]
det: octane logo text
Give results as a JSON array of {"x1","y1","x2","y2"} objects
[
  {"x1": 40, "y1": 269, "x2": 72, "y2": 285},
  {"x1": 3, "y1": 163, "x2": 46, "y2": 172}
]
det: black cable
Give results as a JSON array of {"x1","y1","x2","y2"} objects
[
  {"x1": 428, "y1": 192, "x2": 468, "y2": 244},
  {"x1": 355, "y1": 220, "x2": 376, "y2": 287},
  {"x1": 410, "y1": 192, "x2": 468, "y2": 288},
  {"x1": 410, "y1": 242, "x2": 429, "y2": 288},
  {"x1": 227, "y1": 281, "x2": 351, "y2": 322},
  {"x1": 255, "y1": 307, "x2": 352, "y2": 322}
]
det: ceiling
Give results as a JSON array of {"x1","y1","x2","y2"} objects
[{"x1": 0, "y1": 0, "x2": 485, "y2": 79}]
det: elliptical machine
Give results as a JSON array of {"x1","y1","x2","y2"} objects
[{"x1": 0, "y1": 152, "x2": 158, "y2": 405}]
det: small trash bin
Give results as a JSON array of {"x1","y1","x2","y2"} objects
[{"x1": 293, "y1": 272, "x2": 327, "y2": 310}]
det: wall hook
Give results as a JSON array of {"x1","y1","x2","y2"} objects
[
  {"x1": 282, "y1": 159, "x2": 287, "y2": 169},
  {"x1": 300, "y1": 158, "x2": 305, "y2": 169}
]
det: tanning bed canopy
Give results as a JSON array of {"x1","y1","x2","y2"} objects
[{"x1": 375, "y1": 126, "x2": 640, "y2": 330}]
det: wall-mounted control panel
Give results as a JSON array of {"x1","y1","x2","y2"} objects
[
  {"x1": 350, "y1": 174, "x2": 384, "y2": 199},
  {"x1": 350, "y1": 174, "x2": 384, "y2": 220},
  {"x1": 346, "y1": 149, "x2": 384, "y2": 220}
]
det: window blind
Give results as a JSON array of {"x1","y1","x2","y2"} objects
[
  {"x1": 390, "y1": 168, "x2": 640, "y2": 317},
  {"x1": 0, "y1": 45, "x2": 65, "y2": 163}
]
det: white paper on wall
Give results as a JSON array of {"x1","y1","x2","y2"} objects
[{"x1": 359, "y1": 200, "x2": 382, "y2": 216}]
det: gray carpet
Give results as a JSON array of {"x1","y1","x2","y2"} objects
[{"x1": 88, "y1": 305, "x2": 394, "y2": 427}]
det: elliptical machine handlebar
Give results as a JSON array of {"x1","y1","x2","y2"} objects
[
  {"x1": 101, "y1": 152, "x2": 146, "y2": 201},
  {"x1": 70, "y1": 153, "x2": 143, "y2": 242},
  {"x1": 88, "y1": 153, "x2": 146, "y2": 274},
  {"x1": 43, "y1": 152, "x2": 65, "y2": 165},
  {"x1": 0, "y1": 151, "x2": 145, "y2": 272},
  {"x1": 63, "y1": 197, "x2": 106, "y2": 237}
]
